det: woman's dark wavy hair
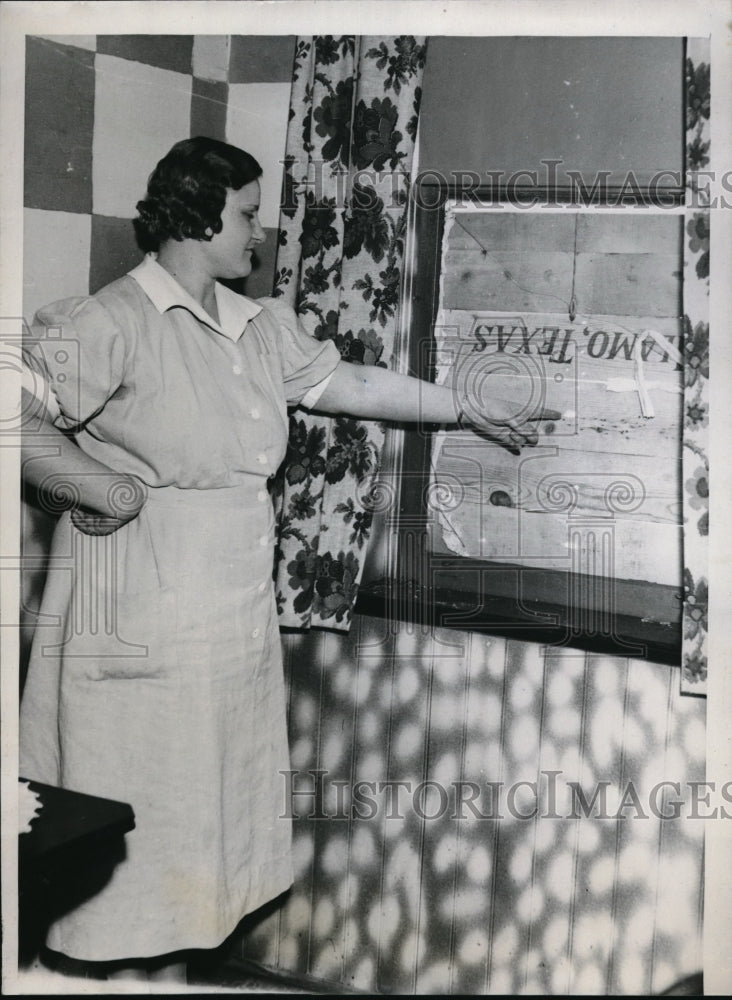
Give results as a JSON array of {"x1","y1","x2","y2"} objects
[{"x1": 133, "y1": 137, "x2": 262, "y2": 252}]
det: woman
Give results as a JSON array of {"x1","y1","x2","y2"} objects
[{"x1": 20, "y1": 137, "x2": 557, "y2": 981}]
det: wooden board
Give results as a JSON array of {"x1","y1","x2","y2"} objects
[
  {"x1": 427, "y1": 210, "x2": 684, "y2": 590},
  {"x1": 428, "y1": 212, "x2": 683, "y2": 584},
  {"x1": 441, "y1": 210, "x2": 683, "y2": 317},
  {"x1": 429, "y1": 315, "x2": 683, "y2": 582},
  {"x1": 430, "y1": 297, "x2": 683, "y2": 588}
]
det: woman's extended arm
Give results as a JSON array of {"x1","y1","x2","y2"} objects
[
  {"x1": 21, "y1": 388, "x2": 146, "y2": 534},
  {"x1": 313, "y1": 361, "x2": 561, "y2": 452}
]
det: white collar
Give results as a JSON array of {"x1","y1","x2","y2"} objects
[{"x1": 128, "y1": 254, "x2": 262, "y2": 342}]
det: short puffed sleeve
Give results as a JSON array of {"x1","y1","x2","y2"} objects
[
  {"x1": 257, "y1": 296, "x2": 341, "y2": 407},
  {"x1": 23, "y1": 296, "x2": 130, "y2": 430}
]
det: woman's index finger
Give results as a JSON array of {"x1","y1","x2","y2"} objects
[{"x1": 531, "y1": 407, "x2": 564, "y2": 421}]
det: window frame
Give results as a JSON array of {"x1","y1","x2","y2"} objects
[{"x1": 356, "y1": 180, "x2": 686, "y2": 666}]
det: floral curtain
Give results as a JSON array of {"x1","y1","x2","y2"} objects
[
  {"x1": 681, "y1": 38, "x2": 710, "y2": 694},
  {"x1": 271, "y1": 35, "x2": 427, "y2": 630}
]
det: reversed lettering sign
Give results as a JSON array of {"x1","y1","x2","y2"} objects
[{"x1": 429, "y1": 209, "x2": 683, "y2": 588}]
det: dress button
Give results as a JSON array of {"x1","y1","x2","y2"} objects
[
  {"x1": 257, "y1": 490, "x2": 267, "y2": 502},
  {"x1": 251, "y1": 628, "x2": 260, "y2": 639},
  {"x1": 232, "y1": 365, "x2": 242, "y2": 375},
  {"x1": 259, "y1": 535, "x2": 268, "y2": 547},
  {"x1": 257, "y1": 453, "x2": 268, "y2": 465},
  {"x1": 258, "y1": 581, "x2": 267, "y2": 592},
  {"x1": 251, "y1": 408, "x2": 260, "y2": 420}
]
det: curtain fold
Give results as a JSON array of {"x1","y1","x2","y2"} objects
[
  {"x1": 272, "y1": 35, "x2": 427, "y2": 630},
  {"x1": 680, "y1": 38, "x2": 710, "y2": 695}
]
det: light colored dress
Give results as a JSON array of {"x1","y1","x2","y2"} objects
[{"x1": 20, "y1": 256, "x2": 341, "y2": 962}]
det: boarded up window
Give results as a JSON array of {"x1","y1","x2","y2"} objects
[{"x1": 429, "y1": 208, "x2": 683, "y2": 592}]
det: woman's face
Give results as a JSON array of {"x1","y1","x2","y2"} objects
[{"x1": 202, "y1": 180, "x2": 265, "y2": 279}]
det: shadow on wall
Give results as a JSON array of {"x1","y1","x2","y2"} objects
[{"x1": 234, "y1": 617, "x2": 706, "y2": 996}]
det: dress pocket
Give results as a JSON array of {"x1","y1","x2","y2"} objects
[{"x1": 66, "y1": 586, "x2": 179, "y2": 682}]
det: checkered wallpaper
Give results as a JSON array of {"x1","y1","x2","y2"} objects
[{"x1": 23, "y1": 34, "x2": 296, "y2": 324}]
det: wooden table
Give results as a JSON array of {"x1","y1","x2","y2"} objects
[
  {"x1": 18, "y1": 779, "x2": 135, "y2": 964},
  {"x1": 19, "y1": 779, "x2": 135, "y2": 863}
]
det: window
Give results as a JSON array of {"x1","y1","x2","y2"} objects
[{"x1": 359, "y1": 183, "x2": 685, "y2": 665}]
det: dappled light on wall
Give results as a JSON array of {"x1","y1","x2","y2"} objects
[{"x1": 239, "y1": 619, "x2": 705, "y2": 995}]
